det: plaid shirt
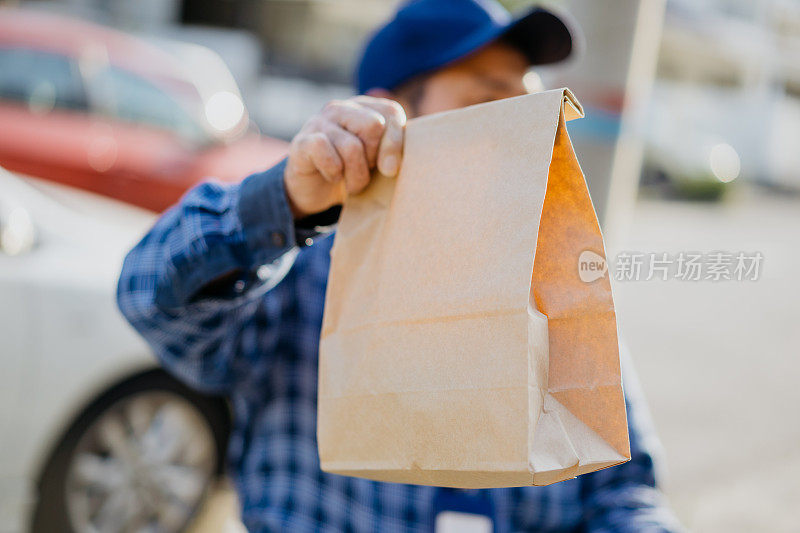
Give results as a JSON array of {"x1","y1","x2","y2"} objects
[{"x1": 118, "y1": 160, "x2": 682, "y2": 532}]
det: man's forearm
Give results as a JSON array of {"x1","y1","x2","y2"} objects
[
  {"x1": 116, "y1": 159, "x2": 329, "y2": 392},
  {"x1": 152, "y1": 158, "x2": 336, "y2": 308}
]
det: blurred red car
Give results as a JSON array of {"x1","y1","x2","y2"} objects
[{"x1": 0, "y1": 9, "x2": 287, "y2": 212}]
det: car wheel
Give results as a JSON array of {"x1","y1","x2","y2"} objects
[{"x1": 31, "y1": 370, "x2": 230, "y2": 533}]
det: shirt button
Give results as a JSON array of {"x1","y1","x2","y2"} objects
[{"x1": 270, "y1": 231, "x2": 286, "y2": 247}]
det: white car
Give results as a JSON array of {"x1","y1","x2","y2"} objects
[{"x1": 0, "y1": 168, "x2": 231, "y2": 532}]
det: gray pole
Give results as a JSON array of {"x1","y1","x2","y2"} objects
[{"x1": 540, "y1": 0, "x2": 667, "y2": 249}]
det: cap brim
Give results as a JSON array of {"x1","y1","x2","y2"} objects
[{"x1": 502, "y1": 7, "x2": 577, "y2": 66}]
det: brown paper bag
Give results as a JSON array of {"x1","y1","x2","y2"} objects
[{"x1": 318, "y1": 88, "x2": 630, "y2": 488}]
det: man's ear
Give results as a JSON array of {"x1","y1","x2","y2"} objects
[
  {"x1": 365, "y1": 88, "x2": 396, "y2": 100},
  {"x1": 366, "y1": 88, "x2": 414, "y2": 118}
]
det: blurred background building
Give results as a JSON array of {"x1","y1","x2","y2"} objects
[
  {"x1": 15, "y1": 0, "x2": 800, "y2": 218},
  {"x1": 0, "y1": 0, "x2": 798, "y2": 532}
]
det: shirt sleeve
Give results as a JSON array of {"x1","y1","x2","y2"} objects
[
  {"x1": 117, "y1": 158, "x2": 332, "y2": 394},
  {"x1": 579, "y1": 343, "x2": 685, "y2": 532}
]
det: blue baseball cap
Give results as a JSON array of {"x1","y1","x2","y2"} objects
[{"x1": 356, "y1": 0, "x2": 577, "y2": 94}]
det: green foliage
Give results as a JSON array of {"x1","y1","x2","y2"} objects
[
  {"x1": 671, "y1": 175, "x2": 729, "y2": 202},
  {"x1": 497, "y1": 0, "x2": 563, "y2": 14}
]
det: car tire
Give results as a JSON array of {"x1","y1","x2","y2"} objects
[{"x1": 31, "y1": 369, "x2": 231, "y2": 533}]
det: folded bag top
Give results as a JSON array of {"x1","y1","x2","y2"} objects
[{"x1": 318, "y1": 88, "x2": 629, "y2": 488}]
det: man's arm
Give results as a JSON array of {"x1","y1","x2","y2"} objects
[
  {"x1": 117, "y1": 160, "x2": 313, "y2": 394},
  {"x1": 117, "y1": 96, "x2": 407, "y2": 394},
  {"x1": 579, "y1": 344, "x2": 685, "y2": 532}
]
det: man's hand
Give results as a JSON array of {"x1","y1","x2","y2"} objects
[{"x1": 283, "y1": 95, "x2": 407, "y2": 219}]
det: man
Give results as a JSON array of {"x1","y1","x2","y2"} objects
[{"x1": 118, "y1": 0, "x2": 682, "y2": 530}]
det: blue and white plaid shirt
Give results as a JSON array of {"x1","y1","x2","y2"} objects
[{"x1": 118, "y1": 160, "x2": 681, "y2": 532}]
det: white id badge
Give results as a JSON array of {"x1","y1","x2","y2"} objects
[{"x1": 434, "y1": 511, "x2": 493, "y2": 533}]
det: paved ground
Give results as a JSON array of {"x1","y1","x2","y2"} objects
[
  {"x1": 612, "y1": 188, "x2": 800, "y2": 532},
  {"x1": 190, "y1": 188, "x2": 800, "y2": 532}
]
